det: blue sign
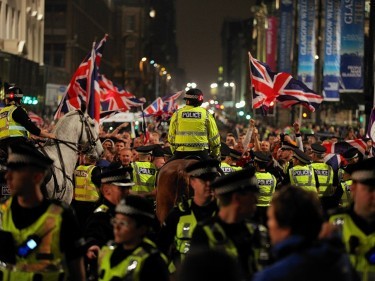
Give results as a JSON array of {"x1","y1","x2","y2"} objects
[
  {"x1": 278, "y1": 0, "x2": 293, "y2": 73},
  {"x1": 323, "y1": 0, "x2": 341, "y2": 101},
  {"x1": 339, "y1": 0, "x2": 364, "y2": 93}
]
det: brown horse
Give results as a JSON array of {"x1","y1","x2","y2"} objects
[{"x1": 155, "y1": 158, "x2": 198, "y2": 224}]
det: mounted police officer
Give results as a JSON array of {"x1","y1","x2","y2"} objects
[
  {"x1": 0, "y1": 142, "x2": 86, "y2": 280},
  {"x1": 168, "y1": 88, "x2": 221, "y2": 160},
  {"x1": 190, "y1": 168, "x2": 270, "y2": 280},
  {"x1": 98, "y1": 196, "x2": 169, "y2": 281},
  {"x1": 0, "y1": 85, "x2": 54, "y2": 158},
  {"x1": 157, "y1": 159, "x2": 220, "y2": 273}
]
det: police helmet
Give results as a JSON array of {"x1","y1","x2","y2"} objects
[
  {"x1": 5, "y1": 86, "x2": 23, "y2": 100},
  {"x1": 184, "y1": 88, "x2": 204, "y2": 105}
]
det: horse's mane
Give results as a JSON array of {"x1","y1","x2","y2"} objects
[{"x1": 53, "y1": 110, "x2": 82, "y2": 133}]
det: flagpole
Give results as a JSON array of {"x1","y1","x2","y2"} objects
[{"x1": 141, "y1": 104, "x2": 147, "y2": 138}]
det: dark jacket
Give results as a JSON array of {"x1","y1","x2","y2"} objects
[{"x1": 252, "y1": 235, "x2": 358, "y2": 281}]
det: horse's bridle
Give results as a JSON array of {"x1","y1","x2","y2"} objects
[{"x1": 42, "y1": 110, "x2": 100, "y2": 200}]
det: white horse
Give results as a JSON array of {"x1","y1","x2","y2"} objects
[{"x1": 41, "y1": 110, "x2": 103, "y2": 204}]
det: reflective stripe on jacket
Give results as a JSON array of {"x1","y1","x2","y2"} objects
[
  {"x1": 74, "y1": 165, "x2": 100, "y2": 202},
  {"x1": 289, "y1": 165, "x2": 317, "y2": 193}
]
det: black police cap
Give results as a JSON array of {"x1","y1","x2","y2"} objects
[
  {"x1": 311, "y1": 143, "x2": 327, "y2": 154},
  {"x1": 184, "y1": 88, "x2": 204, "y2": 101},
  {"x1": 342, "y1": 147, "x2": 359, "y2": 160},
  {"x1": 210, "y1": 167, "x2": 259, "y2": 195},
  {"x1": 152, "y1": 145, "x2": 164, "y2": 158},
  {"x1": 281, "y1": 141, "x2": 298, "y2": 150},
  {"x1": 98, "y1": 166, "x2": 134, "y2": 187},
  {"x1": 350, "y1": 157, "x2": 375, "y2": 186},
  {"x1": 253, "y1": 151, "x2": 272, "y2": 163},
  {"x1": 135, "y1": 145, "x2": 154, "y2": 155},
  {"x1": 185, "y1": 159, "x2": 220, "y2": 180},
  {"x1": 7, "y1": 142, "x2": 53, "y2": 170},
  {"x1": 163, "y1": 146, "x2": 173, "y2": 157},
  {"x1": 220, "y1": 142, "x2": 230, "y2": 157},
  {"x1": 115, "y1": 195, "x2": 155, "y2": 220},
  {"x1": 229, "y1": 149, "x2": 242, "y2": 160},
  {"x1": 292, "y1": 148, "x2": 312, "y2": 164}
]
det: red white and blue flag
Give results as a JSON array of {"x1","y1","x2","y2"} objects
[
  {"x1": 249, "y1": 52, "x2": 323, "y2": 112},
  {"x1": 142, "y1": 97, "x2": 164, "y2": 116},
  {"x1": 162, "y1": 91, "x2": 183, "y2": 115},
  {"x1": 322, "y1": 139, "x2": 367, "y2": 156},
  {"x1": 28, "y1": 111, "x2": 44, "y2": 127},
  {"x1": 54, "y1": 34, "x2": 108, "y2": 120}
]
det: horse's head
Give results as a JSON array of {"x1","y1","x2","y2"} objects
[{"x1": 78, "y1": 112, "x2": 104, "y2": 159}]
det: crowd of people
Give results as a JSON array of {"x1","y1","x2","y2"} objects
[{"x1": 0, "y1": 86, "x2": 374, "y2": 281}]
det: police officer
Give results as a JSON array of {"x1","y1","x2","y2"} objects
[
  {"x1": 131, "y1": 146, "x2": 157, "y2": 198},
  {"x1": 0, "y1": 142, "x2": 86, "y2": 280},
  {"x1": 221, "y1": 143, "x2": 238, "y2": 174},
  {"x1": 338, "y1": 147, "x2": 361, "y2": 182},
  {"x1": 157, "y1": 159, "x2": 220, "y2": 272},
  {"x1": 168, "y1": 88, "x2": 221, "y2": 160},
  {"x1": 253, "y1": 151, "x2": 277, "y2": 225},
  {"x1": 329, "y1": 157, "x2": 375, "y2": 280},
  {"x1": 72, "y1": 153, "x2": 102, "y2": 226},
  {"x1": 190, "y1": 168, "x2": 269, "y2": 280},
  {"x1": 287, "y1": 148, "x2": 319, "y2": 193},
  {"x1": 0, "y1": 85, "x2": 55, "y2": 157},
  {"x1": 98, "y1": 196, "x2": 169, "y2": 281},
  {"x1": 84, "y1": 167, "x2": 134, "y2": 263}
]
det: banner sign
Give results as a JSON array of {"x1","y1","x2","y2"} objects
[
  {"x1": 297, "y1": 0, "x2": 316, "y2": 90},
  {"x1": 339, "y1": 0, "x2": 364, "y2": 93},
  {"x1": 323, "y1": 0, "x2": 341, "y2": 101},
  {"x1": 278, "y1": 0, "x2": 293, "y2": 73},
  {"x1": 266, "y1": 16, "x2": 278, "y2": 71}
]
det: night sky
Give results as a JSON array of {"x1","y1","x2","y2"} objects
[{"x1": 176, "y1": 0, "x2": 255, "y2": 95}]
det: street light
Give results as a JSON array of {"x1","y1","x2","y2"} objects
[{"x1": 224, "y1": 81, "x2": 236, "y2": 107}]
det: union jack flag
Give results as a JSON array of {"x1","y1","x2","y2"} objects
[
  {"x1": 322, "y1": 139, "x2": 367, "y2": 156},
  {"x1": 142, "y1": 97, "x2": 164, "y2": 116},
  {"x1": 87, "y1": 42, "x2": 100, "y2": 122},
  {"x1": 54, "y1": 34, "x2": 108, "y2": 120},
  {"x1": 249, "y1": 53, "x2": 323, "y2": 112},
  {"x1": 162, "y1": 91, "x2": 183, "y2": 115}
]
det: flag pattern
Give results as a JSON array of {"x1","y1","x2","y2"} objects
[
  {"x1": 249, "y1": 52, "x2": 323, "y2": 112},
  {"x1": 322, "y1": 138, "x2": 367, "y2": 156},
  {"x1": 143, "y1": 97, "x2": 164, "y2": 116},
  {"x1": 28, "y1": 111, "x2": 44, "y2": 127},
  {"x1": 54, "y1": 35, "x2": 108, "y2": 120}
]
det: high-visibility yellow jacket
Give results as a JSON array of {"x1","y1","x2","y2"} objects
[
  {"x1": 168, "y1": 105, "x2": 220, "y2": 158},
  {"x1": 255, "y1": 171, "x2": 277, "y2": 207},
  {"x1": 132, "y1": 161, "x2": 156, "y2": 193},
  {"x1": 74, "y1": 165, "x2": 100, "y2": 202},
  {"x1": 289, "y1": 165, "x2": 317, "y2": 193},
  {"x1": 0, "y1": 105, "x2": 29, "y2": 140},
  {"x1": 311, "y1": 162, "x2": 334, "y2": 197},
  {"x1": 0, "y1": 197, "x2": 65, "y2": 281},
  {"x1": 329, "y1": 212, "x2": 375, "y2": 281}
]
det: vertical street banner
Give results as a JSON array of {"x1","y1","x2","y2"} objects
[
  {"x1": 266, "y1": 16, "x2": 278, "y2": 71},
  {"x1": 323, "y1": 0, "x2": 341, "y2": 101},
  {"x1": 297, "y1": 0, "x2": 316, "y2": 90},
  {"x1": 339, "y1": 0, "x2": 364, "y2": 93},
  {"x1": 278, "y1": 0, "x2": 293, "y2": 73}
]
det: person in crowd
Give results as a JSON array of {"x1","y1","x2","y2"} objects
[
  {"x1": 168, "y1": 88, "x2": 221, "y2": 160},
  {"x1": 190, "y1": 168, "x2": 269, "y2": 280},
  {"x1": 253, "y1": 186, "x2": 356, "y2": 281},
  {"x1": 226, "y1": 133, "x2": 237, "y2": 148},
  {"x1": 0, "y1": 85, "x2": 55, "y2": 157},
  {"x1": 253, "y1": 151, "x2": 277, "y2": 225},
  {"x1": 118, "y1": 147, "x2": 133, "y2": 168},
  {"x1": 98, "y1": 196, "x2": 169, "y2": 281},
  {"x1": 101, "y1": 139, "x2": 115, "y2": 151},
  {"x1": 157, "y1": 159, "x2": 220, "y2": 273},
  {"x1": 131, "y1": 145, "x2": 157, "y2": 198},
  {"x1": 0, "y1": 142, "x2": 86, "y2": 280},
  {"x1": 84, "y1": 167, "x2": 134, "y2": 265},
  {"x1": 220, "y1": 142, "x2": 237, "y2": 174},
  {"x1": 329, "y1": 157, "x2": 375, "y2": 280},
  {"x1": 339, "y1": 164, "x2": 354, "y2": 208},
  {"x1": 72, "y1": 152, "x2": 102, "y2": 226},
  {"x1": 114, "y1": 139, "x2": 127, "y2": 153}
]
